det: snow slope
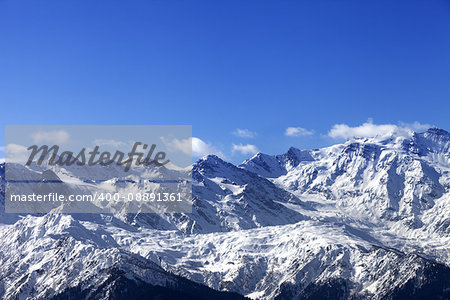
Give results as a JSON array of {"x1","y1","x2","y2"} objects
[{"x1": 1, "y1": 128, "x2": 450, "y2": 299}]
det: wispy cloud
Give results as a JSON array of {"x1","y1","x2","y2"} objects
[
  {"x1": 232, "y1": 143, "x2": 259, "y2": 155},
  {"x1": 93, "y1": 139, "x2": 129, "y2": 149},
  {"x1": 285, "y1": 127, "x2": 314, "y2": 137},
  {"x1": 5, "y1": 144, "x2": 29, "y2": 163},
  {"x1": 192, "y1": 137, "x2": 224, "y2": 158},
  {"x1": 161, "y1": 137, "x2": 192, "y2": 155},
  {"x1": 162, "y1": 137, "x2": 224, "y2": 158},
  {"x1": 0, "y1": 146, "x2": 4, "y2": 164},
  {"x1": 328, "y1": 120, "x2": 431, "y2": 139},
  {"x1": 32, "y1": 130, "x2": 70, "y2": 144},
  {"x1": 233, "y1": 128, "x2": 256, "y2": 138}
]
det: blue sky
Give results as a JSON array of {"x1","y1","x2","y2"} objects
[{"x1": 1, "y1": 0, "x2": 449, "y2": 163}]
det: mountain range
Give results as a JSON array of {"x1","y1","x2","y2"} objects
[{"x1": 1, "y1": 128, "x2": 450, "y2": 299}]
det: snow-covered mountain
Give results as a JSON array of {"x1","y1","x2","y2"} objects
[
  {"x1": 1, "y1": 128, "x2": 450, "y2": 299},
  {"x1": 241, "y1": 128, "x2": 450, "y2": 225}
]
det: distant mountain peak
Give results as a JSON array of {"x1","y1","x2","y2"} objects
[
  {"x1": 426, "y1": 127, "x2": 449, "y2": 136},
  {"x1": 240, "y1": 147, "x2": 314, "y2": 178},
  {"x1": 279, "y1": 147, "x2": 314, "y2": 164},
  {"x1": 406, "y1": 127, "x2": 450, "y2": 156},
  {"x1": 193, "y1": 154, "x2": 241, "y2": 180},
  {"x1": 195, "y1": 154, "x2": 230, "y2": 169}
]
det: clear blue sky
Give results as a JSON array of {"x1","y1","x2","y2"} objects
[{"x1": 1, "y1": 0, "x2": 449, "y2": 163}]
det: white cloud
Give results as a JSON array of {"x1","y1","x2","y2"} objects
[
  {"x1": 161, "y1": 137, "x2": 192, "y2": 155},
  {"x1": 192, "y1": 137, "x2": 225, "y2": 158},
  {"x1": 32, "y1": 130, "x2": 70, "y2": 144},
  {"x1": 328, "y1": 120, "x2": 431, "y2": 139},
  {"x1": 93, "y1": 139, "x2": 129, "y2": 149},
  {"x1": 233, "y1": 128, "x2": 256, "y2": 138},
  {"x1": 232, "y1": 143, "x2": 259, "y2": 155},
  {"x1": 161, "y1": 137, "x2": 224, "y2": 158},
  {"x1": 285, "y1": 127, "x2": 314, "y2": 137},
  {"x1": 398, "y1": 121, "x2": 431, "y2": 131},
  {"x1": 5, "y1": 144, "x2": 30, "y2": 163},
  {"x1": 193, "y1": 137, "x2": 224, "y2": 158},
  {"x1": 0, "y1": 146, "x2": 5, "y2": 164}
]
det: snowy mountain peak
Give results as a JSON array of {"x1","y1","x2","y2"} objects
[
  {"x1": 335, "y1": 128, "x2": 450, "y2": 158},
  {"x1": 197, "y1": 154, "x2": 228, "y2": 166},
  {"x1": 282, "y1": 147, "x2": 315, "y2": 165},
  {"x1": 405, "y1": 128, "x2": 450, "y2": 156},
  {"x1": 425, "y1": 127, "x2": 450, "y2": 137},
  {"x1": 240, "y1": 147, "x2": 314, "y2": 178},
  {"x1": 193, "y1": 155, "x2": 240, "y2": 179},
  {"x1": 419, "y1": 128, "x2": 450, "y2": 148}
]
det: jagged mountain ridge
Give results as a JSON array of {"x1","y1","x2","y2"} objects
[
  {"x1": 118, "y1": 154, "x2": 306, "y2": 233},
  {"x1": 0, "y1": 214, "x2": 246, "y2": 300},
  {"x1": 241, "y1": 128, "x2": 450, "y2": 223},
  {"x1": 1, "y1": 128, "x2": 450, "y2": 299}
]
